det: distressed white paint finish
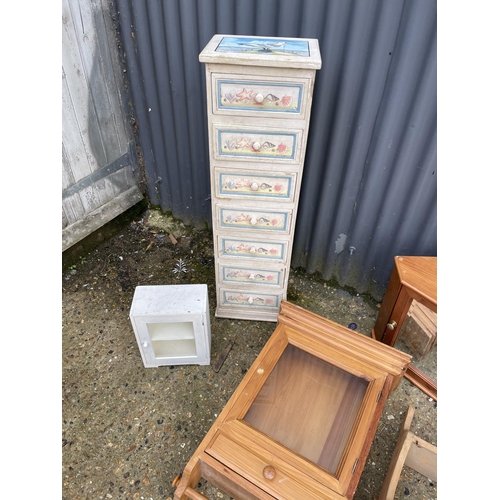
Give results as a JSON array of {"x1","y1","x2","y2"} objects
[
  {"x1": 129, "y1": 285, "x2": 211, "y2": 368},
  {"x1": 62, "y1": 0, "x2": 142, "y2": 250},
  {"x1": 200, "y1": 35, "x2": 321, "y2": 321}
]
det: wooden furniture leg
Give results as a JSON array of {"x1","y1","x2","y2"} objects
[
  {"x1": 183, "y1": 487, "x2": 209, "y2": 500},
  {"x1": 173, "y1": 459, "x2": 203, "y2": 500},
  {"x1": 377, "y1": 406, "x2": 437, "y2": 500}
]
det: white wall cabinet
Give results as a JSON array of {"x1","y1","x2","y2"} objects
[
  {"x1": 200, "y1": 35, "x2": 322, "y2": 321},
  {"x1": 129, "y1": 285, "x2": 211, "y2": 367}
]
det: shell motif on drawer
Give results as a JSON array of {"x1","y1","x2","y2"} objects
[
  {"x1": 222, "y1": 265, "x2": 283, "y2": 286},
  {"x1": 217, "y1": 128, "x2": 298, "y2": 162},
  {"x1": 217, "y1": 170, "x2": 295, "y2": 201},
  {"x1": 222, "y1": 290, "x2": 280, "y2": 308},
  {"x1": 220, "y1": 238, "x2": 286, "y2": 260},
  {"x1": 216, "y1": 79, "x2": 303, "y2": 114},
  {"x1": 219, "y1": 207, "x2": 290, "y2": 232}
]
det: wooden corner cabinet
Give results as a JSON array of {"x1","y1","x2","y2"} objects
[
  {"x1": 372, "y1": 256, "x2": 437, "y2": 400},
  {"x1": 173, "y1": 301, "x2": 411, "y2": 500},
  {"x1": 199, "y1": 35, "x2": 322, "y2": 322}
]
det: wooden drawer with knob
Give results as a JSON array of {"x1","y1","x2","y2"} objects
[
  {"x1": 214, "y1": 167, "x2": 297, "y2": 202},
  {"x1": 210, "y1": 72, "x2": 312, "y2": 119},
  {"x1": 206, "y1": 430, "x2": 337, "y2": 500},
  {"x1": 217, "y1": 287, "x2": 283, "y2": 321},
  {"x1": 214, "y1": 125, "x2": 303, "y2": 165},
  {"x1": 216, "y1": 204, "x2": 293, "y2": 235},
  {"x1": 217, "y1": 236, "x2": 288, "y2": 263},
  {"x1": 219, "y1": 263, "x2": 285, "y2": 288}
]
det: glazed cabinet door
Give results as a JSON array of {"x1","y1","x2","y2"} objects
[{"x1": 173, "y1": 301, "x2": 411, "y2": 500}]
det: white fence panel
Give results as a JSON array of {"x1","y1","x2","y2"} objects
[{"x1": 62, "y1": 0, "x2": 142, "y2": 251}]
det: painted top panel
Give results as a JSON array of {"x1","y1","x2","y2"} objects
[
  {"x1": 200, "y1": 34, "x2": 321, "y2": 69},
  {"x1": 216, "y1": 37, "x2": 310, "y2": 57}
]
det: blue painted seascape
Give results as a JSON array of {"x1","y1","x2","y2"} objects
[{"x1": 216, "y1": 37, "x2": 309, "y2": 57}]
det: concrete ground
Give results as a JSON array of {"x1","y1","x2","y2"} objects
[{"x1": 62, "y1": 206, "x2": 437, "y2": 500}]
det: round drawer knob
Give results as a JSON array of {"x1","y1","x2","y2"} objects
[
  {"x1": 254, "y1": 93, "x2": 264, "y2": 103},
  {"x1": 263, "y1": 465, "x2": 276, "y2": 480},
  {"x1": 252, "y1": 141, "x2": 261, "y2": 151},
  {"x1": 387, "y1": 320, "x2": 397, "y2": 330}
]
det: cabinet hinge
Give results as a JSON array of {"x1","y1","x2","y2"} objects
[
  {"x1": 352, "y1": 458, "x2": 359, "y2": 474},
  {"x1": 376, "y1": 390, "x2": 383, "y2": 403}
]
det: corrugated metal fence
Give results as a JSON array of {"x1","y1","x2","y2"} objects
[{"x1": 113, "y1": 0, "x2": 436, "y2": 300}]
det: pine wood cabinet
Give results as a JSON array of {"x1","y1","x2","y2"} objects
[
  {"x1": 173, "y1": 301, "x2": 411, "y2": 500},
  {"x1": 371, "y1": 256, "x2": 437, "y2": 400},
  {"x1": 199, "y1": 35, "x2": 322, "y2": 322}
]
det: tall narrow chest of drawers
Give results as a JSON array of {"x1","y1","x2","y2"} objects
[{"x1": 199, "y1": 35, "x2": 322, "y2": 322}]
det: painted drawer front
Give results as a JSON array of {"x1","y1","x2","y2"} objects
[
  {"x1": 216, "y1": 127, "x2": 300, "y2": 162},
  {"x1": 221, "y1": 264, "x2": 283, "y2": 287},
  {"x1": 219, "y1": 237, "x2": 287, "y2": 261},
  {"x1": 221, "y1": 289, "x2": 281, "y2": 309},
  {"x1": 216, "y1": 169, "x2": 296, "y2": 202},
  {"x1": 215, "y1": 77, "x2": 303, "y2": 114},
  {"x1": 219, "y1": 206, "x2": 291, "y2": 233}
]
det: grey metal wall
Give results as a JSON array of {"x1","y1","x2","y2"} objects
[{"x1": 113, "y1": 0, "x2": 437, "y2": 300}]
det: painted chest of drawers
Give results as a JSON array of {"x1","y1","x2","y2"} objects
[{"x1": 199, "y1": 35, "x2": 322, "y2": 321}]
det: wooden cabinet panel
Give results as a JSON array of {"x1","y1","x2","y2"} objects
[{"x1": 173, "y1": 301, "x2": 411, "y2": 500}]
